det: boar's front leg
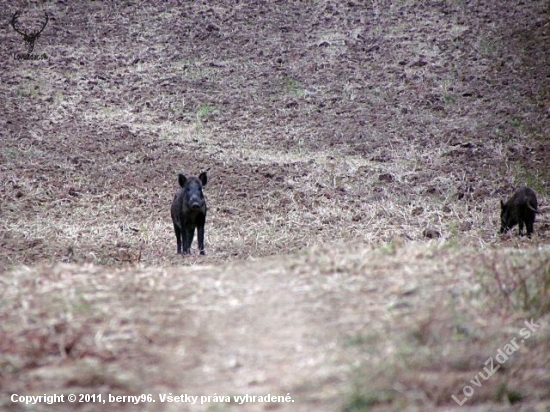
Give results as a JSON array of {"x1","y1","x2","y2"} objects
[
  {"x1": 197, "y1": 214, "x2": 206, "y2": 255},
  {"x1": 174, "y1": 224, "x2": 182, "y2": 254},
  {"x1": 182, "y1": 224, "x2": 195, "y2": 254}
]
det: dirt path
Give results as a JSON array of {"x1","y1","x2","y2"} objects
[
  {"x1": 135, "y1": 247, "x2": 459, "y2": 410},
  {"x1": 155, "y1": 259, "x2": 351, "y2": 411}
]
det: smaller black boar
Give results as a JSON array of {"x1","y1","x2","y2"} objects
[
  {"x1": 171, "y1": 171, "x2": 208, "y2": 255},
  {"x1": 500, "y1": 186, "x2": 538, "y2": 237}
]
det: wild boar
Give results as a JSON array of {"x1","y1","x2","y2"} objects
[
  {"x1": 171, "y1": 171, "x2": 208, "y2": 255},
  {"x1": 500, "y1": 186, "x2": 538, "y2": 237}
]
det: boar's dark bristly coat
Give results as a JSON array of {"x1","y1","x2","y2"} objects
[
  {"x1": 171, "y1": 171, "x2": 208, "y2": 255},
  {"x1": 500, "y1": 186, "x2": 538, "y2": 237}
]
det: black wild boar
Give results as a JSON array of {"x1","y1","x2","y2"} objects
[
  {"x1": 500, "y1": 186, "x2": 538, "y2": 237},
  {"x1": 171, "y1": 171, "x2": 208, "y2": 255}
]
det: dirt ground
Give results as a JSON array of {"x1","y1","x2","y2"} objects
[{"x1": 1, "y1": 1, "x2": 549, "y2": 411}]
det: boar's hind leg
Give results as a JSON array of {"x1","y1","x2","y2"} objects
[
  {"x1": 526, "y1": 219, "x2": 534, "y2": 238},
  {"x1": 174, "y1": 224, "x2": 182, "y2": 254}
]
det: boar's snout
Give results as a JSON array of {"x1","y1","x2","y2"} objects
[
  {"x1": 187, "y1": 188, "x2": 205, "y2": 210},
  {"x1": 190, "y1": 196, "x2": 204, "y2": 210}
]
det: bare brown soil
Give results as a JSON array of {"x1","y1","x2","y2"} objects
[{"x1": 1, "y1": 1, "x2": 549, "y2": 411}]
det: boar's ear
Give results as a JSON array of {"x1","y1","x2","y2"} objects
[
  {"x1": 500, "y1": 199, "x2": 505, "y2": 209},
  {"x1": 199, "y1": 171, "x2": 207, "y2": 186},
  {"x1": 178, "y1": 173, "x2": 187, "y2": 187}
]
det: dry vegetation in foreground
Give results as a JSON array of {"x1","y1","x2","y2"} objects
[
  {"x1": 1, "y1": 0, "x2": 550, "y2": 411},
  {"x1": 1, "y1": 243, "x2": 549, "y2": 412}
]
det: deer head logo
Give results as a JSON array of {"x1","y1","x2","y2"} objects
[{"x1": 11, "y1": 10, "x2": 49, "y2": 54}]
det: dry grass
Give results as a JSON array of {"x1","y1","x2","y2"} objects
[{"x1": 1, "y1": 243, "x2": 549, "y2": 412}]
